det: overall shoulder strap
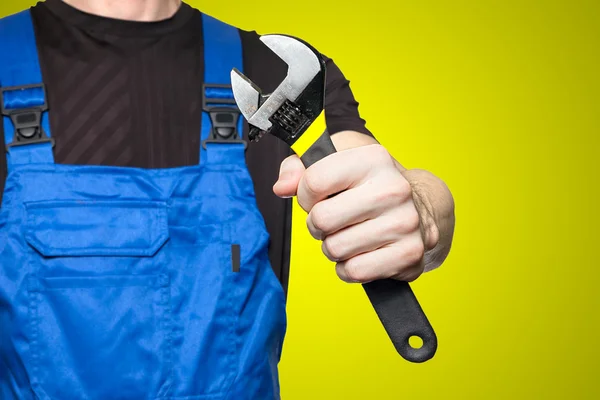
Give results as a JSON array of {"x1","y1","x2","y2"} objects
[
  {"x1": 200, "y1": 13, "x2": 246, "y2": 166},
  {"x1": 0, "y1": 9, "x2": 54, "y2": 169}
]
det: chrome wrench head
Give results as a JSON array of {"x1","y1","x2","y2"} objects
[{"x1": 230, "y1": 34, "x2": 327, "y2": 144}]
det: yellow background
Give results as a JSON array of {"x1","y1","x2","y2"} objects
[{"x1": 1, "y1": 1, "x2": 599, "y2": 399}]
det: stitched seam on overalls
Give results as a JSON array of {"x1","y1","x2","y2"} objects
[
  {"x1": 159, "y1": 273, "x2": 175, "y2": 399},
  {"x1": 22, "y1": 201, "x2": 170, "y2": 256},
  {"x1": 27, "y1": 274, "x2": 176, "y2": 399},
  {"x1": 24, "y1": 210, "x2": 44, "y2": 395},
  {"x1": 10, "y1": 166, "x2": 248, "y2": 177},
  {"x1": 226, "y1": 223, "x2": 240, "y2": 395},
  {"x1": 28, "y1": 280, "x2": 41, "y2": 393},
  {"x1": 155, "y1": 230, "x2": 235, "y2": 400},
  {"x1": 156, "y1": 393, "x2": 227, "y2": 400}
]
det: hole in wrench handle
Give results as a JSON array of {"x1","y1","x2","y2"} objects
[
  {"x1": 299, "y1": 131, "x2": 437, "y2": 363},
  {"x1": 363, "y1": 279, "x2": 437, "y2": 363}
]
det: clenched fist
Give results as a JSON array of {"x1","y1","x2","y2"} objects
[{"x1": 273, "y1": 143, "x2": 441, "y2": 284}]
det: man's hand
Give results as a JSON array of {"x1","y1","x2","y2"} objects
[{"x1": 273, "y1": 138, "x2": 451, "y2": 284}]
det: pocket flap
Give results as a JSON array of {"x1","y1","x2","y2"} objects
[{"x1": 24, "y1": 200, "x2": 169, "y2": 257}]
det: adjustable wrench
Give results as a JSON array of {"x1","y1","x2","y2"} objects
[{"x1": 230, "y1": 35, "x2": 437, "y2": 363}]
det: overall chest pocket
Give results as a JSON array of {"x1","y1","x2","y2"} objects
[{"x1": 22, "y1": 200, "x2": 173, "y2": 400}]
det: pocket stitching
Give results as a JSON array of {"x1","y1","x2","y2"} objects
[
  {"x1": 28, "y1": 285, "x2": 41, "y2": 393},
  {"x1": 23, "y1": 200, "x2": 170, "y2": 257},
  {"x1": 27, "y1": 274, "x2": 173, "y2": 399}
]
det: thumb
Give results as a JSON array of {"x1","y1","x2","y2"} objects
[{"x1": 273, "y1": 155, "x2": 306, "y2": 198}]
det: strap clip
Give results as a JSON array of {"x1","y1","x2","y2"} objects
[
  {"x1": 0, "y1": 84, "x2": 54, "y2": 150},
  {"x1": 201, "y1": 83, "x2": 247, "y2": 150}
]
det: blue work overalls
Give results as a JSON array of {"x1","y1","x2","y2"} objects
[{"x1": 0, "y1": 10, "x2": 287, "y2": 400}]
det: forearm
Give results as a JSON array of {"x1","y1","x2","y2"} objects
[{"x1": 330, "y1": 130, "x2": 455, "y2": 272}]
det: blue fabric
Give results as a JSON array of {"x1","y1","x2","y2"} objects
[
  {"x1": 0, "y1": 10, "x2": 54, "y2": 167},
  {"x1": 205, "y1": 86, "x2": 236, "y2": 101},
  {"x1": 201, "y1": 13, "x2": 245, "y2": 165},
  {"x1": 0, "y1": 10, "x2": 286, "y2": 400},
  {"x1": 2, "y1": 86, "x2": 46, "y2": 109}
]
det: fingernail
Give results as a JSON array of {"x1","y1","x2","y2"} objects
[
  {"x1": 278, "y1": 157, "x2": 297, "y2": 180},
  {"x1": 273, "y1": 182, "x2": 293, "y2": 199}
]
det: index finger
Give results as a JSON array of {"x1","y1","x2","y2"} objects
[{"x1": 296, "y1": 144, "x2": 390, "y2": 212}]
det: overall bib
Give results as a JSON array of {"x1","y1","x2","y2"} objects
[{"x1": 0, "y1": 10, "x2": 287, "y2": 400}]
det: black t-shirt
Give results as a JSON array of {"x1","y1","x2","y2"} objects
[{"x1": 0, "y1": 0, "x2": 373, "y2": 292}]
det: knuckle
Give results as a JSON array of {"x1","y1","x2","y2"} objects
[
  {"x1": 303, "y1": 169, "x2": 327, "y2": 197},
  {"x1": 375, "y1": 179, "x2": 412, "y2": 205},
  {"x1": 403, "y1": 240, "x2": 425, "y2": 265},
  {"x1": 309, "y1": 204, "x2": 333, "y2": 234},
  {"x1": 396, "y1": 178, "x2": 414, "y2": 200},
  {"x1": 398, "y1": 265, "x2": 423, "y2": 282},
  {"x1": 322, "y1": 237, "x2": 345, "y2": 261},
  {"x1": 381, "y1": 218, "x2": 404, "y2": 241},
  {"x1": 344, "y1": 259, "x2": 370, "y2": 283},
  {"x1": 402, "y1": 207, "x2": 422, "y2": 232},
  {"x1": 370, "y1": 144, "x2": 394, "y2": 165},
  {"x1": 306, "y1": 217, "x2": 320, "y2": 239},
  {"x1": 383, "y1": 208, "x2": 421, "y2": 238}
]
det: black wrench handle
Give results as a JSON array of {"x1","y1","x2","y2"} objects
[{"x1": 299, "y1": 131, "x2": 437, "y2": 363}]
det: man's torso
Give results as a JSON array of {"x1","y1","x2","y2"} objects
[{"x1": 0, "y1": 0, "x2": 372, "y2": 291}]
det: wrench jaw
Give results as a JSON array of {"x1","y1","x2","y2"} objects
[
  {"x1": 230, "y1": 34, "x2": 327, "y2": 146},
  {"x1": 266, "y1": 64, "x2": 326, "y2": 147},
  {"x1": 230, "y1": 68, "x2": 268, "y2": 142},
  {"x1": 230, "y1": 69, "x2": 260, "y2": 117}
]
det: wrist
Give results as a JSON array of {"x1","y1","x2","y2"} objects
[
  {"x1": 403, "y1": 170, "x2": 440, "y2": 251},
  {"x1": 400, "y1": 168, "x2": 442, "y2": 250},
  {"x1": 400, "y1": 167, "x2": 455, "y2": 271}
]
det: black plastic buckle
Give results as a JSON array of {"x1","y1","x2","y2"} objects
[
  {"x1": 0, "y1": 84, "x2": 55, "y2": 150},
  {"x1": 201, "y1": 84, "x2": 247, "y2": 150}
]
